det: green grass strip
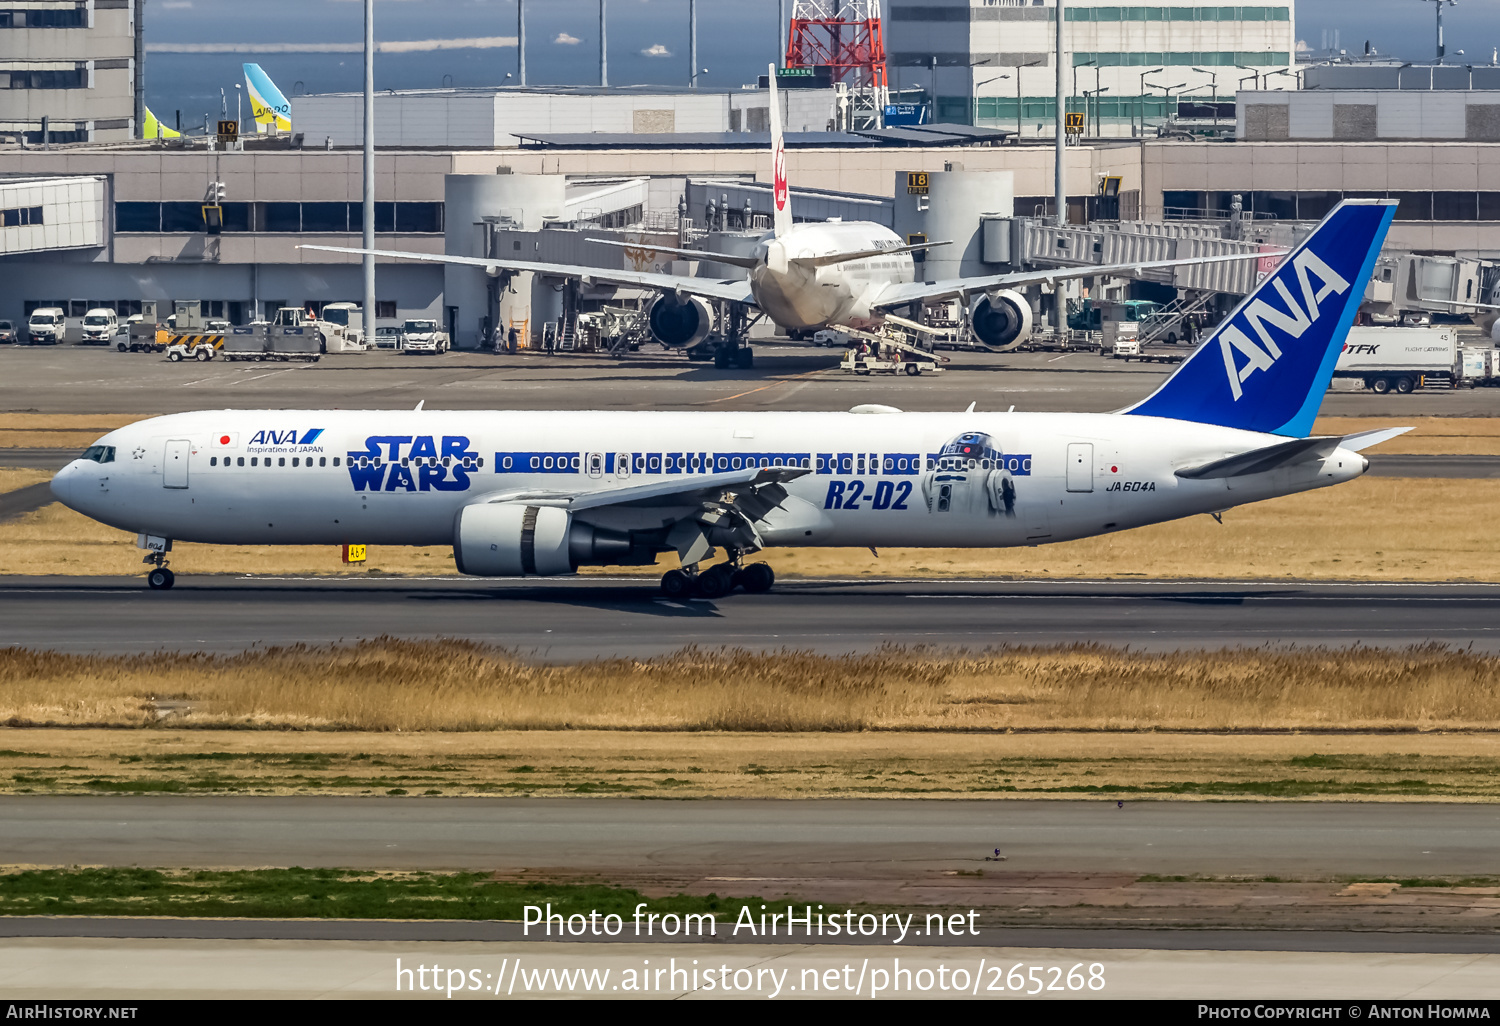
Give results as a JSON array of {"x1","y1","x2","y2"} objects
[{"x1": 0, "y1": 867, "x2": 764, "y2": 921}]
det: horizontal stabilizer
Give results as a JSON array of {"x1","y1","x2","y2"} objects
[
  {"x1": 1339, "y1": 426, "x2": 1413, "y2": 452},
  {"x1": 585, "y1": 238, "x2": 759, "y2": 269},
  {"x1": 802, "y1": 240, "x2": 952, "y2": 268},
  {"x1": 1176, "y1": 436, "x2": 1344, "y2": 479}
]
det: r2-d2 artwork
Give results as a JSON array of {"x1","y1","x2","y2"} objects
[{"x1": 921, "y1": 431, "x2": 1017, "y2": 518}]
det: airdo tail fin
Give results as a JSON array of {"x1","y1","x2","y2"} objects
[{"x1": 1122, "y1": 199, "x2": 1396, "y2": 438}]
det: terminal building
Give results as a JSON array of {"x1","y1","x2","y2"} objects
[
  {"x1": 886, "y1": 0, "x2": 1294, "y2": 137},
  {"x1": 0, "y1": 0, "x2": 142, "y2": 145}
]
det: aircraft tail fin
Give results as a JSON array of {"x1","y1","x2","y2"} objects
[
  {"x1": 141, "y1": 106, "x2": 180, "y2": 140},
  {"x1": 1121, "y1": 199, "x2": 1397, "y2": 438},
  {"x1": 244, "y1": 63, "x2": 292, "y2": 133},
  {"x1": 767, "y1": 63, "x2": 792, "y2": 238}
]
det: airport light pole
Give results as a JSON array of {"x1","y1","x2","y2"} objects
[
  {"x1": 1054, "y1": 0, "x2": 1066, "y2": 227},
  {"x1": 690, "y1": 0, "x2": 698, "y2": 88},
  {"x1": 1014, "y1": 58, "x2": 1042, "y2": 141},
  {"x1": 976, "y1": 73, "x2": 1008, "y2": 128},
  {"x1": 1085, "y1": 86, "x2": 1109, "y2": 138},
  {"x1": 363, "y1": 0, "x2": 375, "y2": 342},
  {"x1": 600, "y1": 0, "x2": 607, "y2": 87},
  {"x1": 1192, "y1": 66, "x2": 1220, "y2": 126},
  {"x1": 517, "y1": 0, "x2": 526, "y2": 86},
  {"x1": 1422, "y1": 0, "x2": 1457, "y2": 64},
  {"x1": 1072, "y1": 57, "x2": 1094, "y2": 130},
  {"x1": 1136, "y1": 66, "x2": 1163, "y2": 137},
  {"x1": 1151, "y1": 81, "x2": 1186, "y2": 131}
]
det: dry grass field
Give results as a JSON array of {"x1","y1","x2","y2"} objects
[
  {"x1": 0, "y1": 469, "x2": 50, "y2": 494},
  {"x1": 1312, "y1": 415, "x2": 1500, "y2": 454},
  {"x1": 0, "y1": 414, "x2": 145, "y2": 450},
  {"x1": 1, "y1": 726, "x2": 1496, "y2": 799},
  {"x1": 4, "y1": 640, "x2": 1500, "y2": 733}
]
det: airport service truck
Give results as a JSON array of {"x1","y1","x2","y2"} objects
[{"x1": 1333, "y1": 325, "x2": 1457, "y2": 394}]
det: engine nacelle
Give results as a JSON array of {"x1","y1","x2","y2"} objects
[
  {"x1": 969, "y1": 289, "x2": 1033, "y2": 351},
  {"x1": 453, "y1": 502, "x2": 632, "y2": 577},
  {"x1": 647, "y1": 295, "x2": 715, "y2": 348}
]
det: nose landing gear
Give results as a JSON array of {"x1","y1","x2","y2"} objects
[{"x1": 659, "y1": 553, "x2": 775, "y2": 598}]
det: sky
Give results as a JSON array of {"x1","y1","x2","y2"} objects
[{"x1": 139, "y1": 0, "x2": 1500, "y2": 130}]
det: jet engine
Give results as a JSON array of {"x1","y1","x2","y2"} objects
[
  {"x1": 969, "y1": 290, "x2": 1033, "y2": 351},
  {"x1": 647, "y1": 294, "x2": 715, "y2": 348},
  {"x1": 453, "y1": 502, "x2": 633, "y2": 577}
]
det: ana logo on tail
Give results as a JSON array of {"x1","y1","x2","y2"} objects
[
  {"x1": 1121, "y1": 199, "x2": 1395, "y2": 437},
  {"x1": 1219, "y1": 249, "x2": 1351, "y2": 400}
]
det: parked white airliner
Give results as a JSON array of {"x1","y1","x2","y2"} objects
[
  {"x1": 301, "y1": 65, "x2": 1269, "y2": 361},
  {"x1": 52, "y1": 199, "x2": 1405, "y2": 596}
]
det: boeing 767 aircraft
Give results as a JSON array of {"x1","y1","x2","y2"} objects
[{"x1": 52, "y1": 198, "x2": 1403, "y2": 597}]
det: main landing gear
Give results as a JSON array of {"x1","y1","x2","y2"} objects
[
  {"x1": 144, "y1": 549, "x2": 175, "y2": 590},
  {"x1": 660, "y1": 557, "x2": 775, "y2": 599}
]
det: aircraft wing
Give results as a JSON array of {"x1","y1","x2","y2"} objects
[
  {"x1": 867, "y1": 251, "x2": 1276, "y2": 310},
  {"x1": 297, "y1": 244, "x2": 757, "y2": 305},
  {"x1": 472, "y1": 464, "x2": 811, "y2": 560},
  {"x1": 477, "y1": 464, "x2": 808, "y2": 513}
]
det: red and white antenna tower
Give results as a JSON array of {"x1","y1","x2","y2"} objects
[{"x1": 784, "y1": 0, "x2": 889, "y2": 128}]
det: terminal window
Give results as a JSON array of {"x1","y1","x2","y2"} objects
[
  {"x1": 0, "y1": 8, "x2": 86, "y2": 27},
  {"x1": 116, "y1": 201, "x2": 444, "y2": 234},
  {"x1": 0, "y1": 206, "x2": 41, "y2": 227},
  {"x1": 0, "y1": 68, "x2": 86, "y2": 89}
]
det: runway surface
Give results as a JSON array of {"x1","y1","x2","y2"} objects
[
  {"x1": 3, "y1": 796, "x2": 1496, "y2": 878},
  {"x1": 2, "y1": 575, "x2": 1499, "y2": 656},
  {"x1": 3, "y1": 345, "x2": 1496, "y2": 416}
]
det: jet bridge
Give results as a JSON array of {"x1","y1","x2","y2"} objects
[{"x1": 987, "y1": 217, "x2": 1285, "y2": 297}]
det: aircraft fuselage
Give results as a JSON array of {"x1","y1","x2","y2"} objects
[{"x1": 51, "y1": 409, "x2": 1366, "y2": 557}]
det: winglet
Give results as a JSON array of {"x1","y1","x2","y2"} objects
[{"x1": 767, "y1": 63, "x2": 792, "y2": 239}]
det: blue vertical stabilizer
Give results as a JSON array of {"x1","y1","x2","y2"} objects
[{"x1": 1122, "y1": 200, "x2": 1396, "y2": 437}]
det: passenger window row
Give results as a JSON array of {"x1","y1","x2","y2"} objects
[{"x1": 209, "y1": 456, "x2": 342, "y2": 468}]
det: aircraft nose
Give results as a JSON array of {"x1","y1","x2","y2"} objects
[{"x1": 50, "y1": 462, "x2": 78, "y2": 507}]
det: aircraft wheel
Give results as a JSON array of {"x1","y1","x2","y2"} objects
[
  {"x1": 1395, "y1": 376, "x2": 1415, "y2": 394},
  {"x1": 695, "y1": 566, "x2": 733, "y2": 599},
  {"x1": 905, "y1": 363, "x2": 921, "y2": 376},
  {"x1": 147, "y1": 568, "x2": 175, "y2": 590},
  {"x1": 735, "y1": 347, "x2": 754, "y2": 369},
  {"x1": 737, "y1": 563, "x2": 775, "y2": 594},
  {"x1": 1371, "y1": 377, "x2": 1391, "y2": 394},
  {"x1": 660, "y1": 569, "x2": 694, "y2": 599}
]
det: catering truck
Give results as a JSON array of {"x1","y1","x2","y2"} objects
[{"x1": 1333, "y1": 325, "x2": 1457, "y2": 394}]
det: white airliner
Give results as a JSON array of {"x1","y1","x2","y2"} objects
[
  {"x1": 52, "y1": 198, "x2": 1405, "y2": 596},
  {"x1": 300, "y1": 64, "x2": 1269, "y2": 366}
]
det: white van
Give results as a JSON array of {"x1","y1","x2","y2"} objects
[
  {"x1": 80, "y1": 308, "x2": 119, "y2": 345},
  {"x1": 26, "y1": 307, "x2": 65, "y2": 345}
]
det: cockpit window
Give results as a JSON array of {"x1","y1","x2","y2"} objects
[{"x1": 81, "y1": 445, "x2": 115, "y2": 464}]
